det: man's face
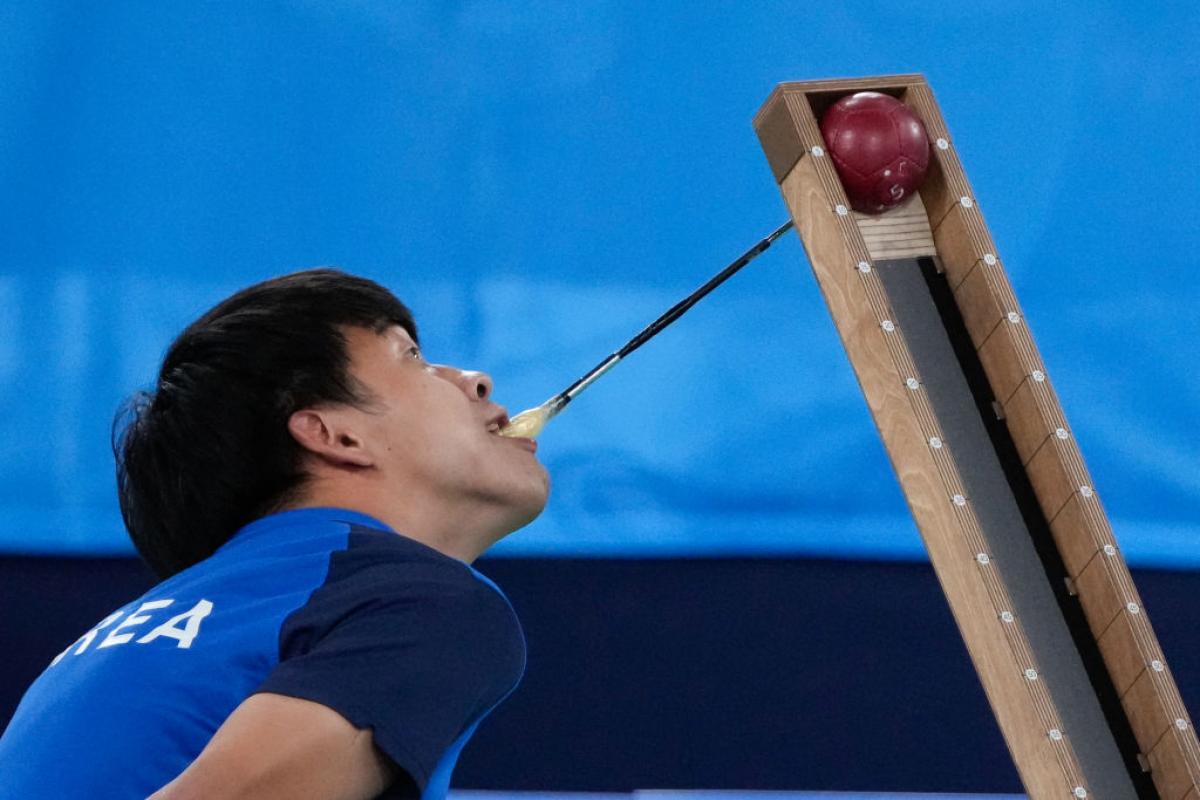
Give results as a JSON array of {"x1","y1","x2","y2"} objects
[{"x1": 342, "y1": 325, "x2": 549, "y2": 534}]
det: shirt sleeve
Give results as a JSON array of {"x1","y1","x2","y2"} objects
[{"x1": 255, "y1": 557, "x2": 525, "y2": 791}]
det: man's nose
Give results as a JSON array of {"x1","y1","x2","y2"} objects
[
  {"x1": 456, "y1": 369, "x2": 493, "y2": 401},
  {"x1": 432, "y1": 364, "x2": 494, "y2": 401}
]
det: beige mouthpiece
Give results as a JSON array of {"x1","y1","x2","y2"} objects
[{"x1": 497, "y1": 404, "x2": 553, "y2": 439}]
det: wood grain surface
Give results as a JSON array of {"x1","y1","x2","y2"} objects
[
  {"x1": 780, "y1": 151, "x2": 1078, "y2": 800},
  {"x1": 755, "y1": 74, "x2": 1198, "y2": 799}
]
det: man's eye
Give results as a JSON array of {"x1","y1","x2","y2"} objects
[{"x1": 408, "y1": 347, "x2": 423, "y2": 361}]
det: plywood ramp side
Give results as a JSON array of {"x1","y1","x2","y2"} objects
[{"x1": 779, "y1": 154, "x2": 1072, "y2": 800}]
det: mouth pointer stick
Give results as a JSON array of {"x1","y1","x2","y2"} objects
[{"x1": 498, "y1": 219, "x2": 794, "y2": 439}]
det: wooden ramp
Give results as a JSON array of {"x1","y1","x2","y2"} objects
[{"x1": 754, "y1": 74, "x2": 1198, "y2": 800}]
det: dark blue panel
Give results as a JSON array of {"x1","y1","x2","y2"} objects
[{"x1": 3, "y1": 556, "x2": 1197, "y2": 792}]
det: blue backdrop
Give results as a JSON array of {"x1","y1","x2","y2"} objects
[{"x1": 1, "y1": 2, "x2": 1196, "y2": 567}]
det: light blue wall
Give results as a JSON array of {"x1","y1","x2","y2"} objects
[{"x1": 1, "y1": 2, "x2": 1196, "y2": 567}]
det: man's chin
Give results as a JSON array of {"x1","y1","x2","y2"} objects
[{"x1": 501, "y1": 474, "x2": 551, "y2": 534}]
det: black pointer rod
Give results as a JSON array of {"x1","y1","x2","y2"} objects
[{"x1": 498, "y1": 218, "x2": 794, "y2": 438}]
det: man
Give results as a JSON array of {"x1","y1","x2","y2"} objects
[{"x1": 0, "y1": 269, "x2": 549, "y2": 799}]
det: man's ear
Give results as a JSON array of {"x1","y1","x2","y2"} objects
[{"x1": 286, "y1": 408, "x2": 375, "y2": 468}]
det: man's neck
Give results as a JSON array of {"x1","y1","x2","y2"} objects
[{"x1": 287, "y1": 482, "x2": 501, "y2": 563}]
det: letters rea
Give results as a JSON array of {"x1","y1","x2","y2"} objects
[{"x1": 51, "y1": 599, "x2": 214, "y2": 666}]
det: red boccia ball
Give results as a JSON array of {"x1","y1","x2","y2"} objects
[{"x1": 820, "y1": 91, "x2": 930, "y2": 214}]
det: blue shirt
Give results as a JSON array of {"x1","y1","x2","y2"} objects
[{"x1": 0, "y1": 508, "x2": 526, "y2": 799}]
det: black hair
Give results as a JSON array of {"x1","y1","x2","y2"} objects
[{"x1": 113, "y1": 268, "x2": 417, "y2": 579}]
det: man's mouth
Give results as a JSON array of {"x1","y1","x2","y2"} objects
[
  {"x1": 485, "y1": 410, "x2": 535, "y2": 451},
  {"x1": 485, "y1": 411, "x2": 510, "y2": 436}
]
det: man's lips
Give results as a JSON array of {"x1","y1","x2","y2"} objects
[
  {"x1": 503, "y1": 436, "x2": 537, "y2": 454},
  {"x1": 484, "y1": 409, "x2": 510, "y2": 434},
  {"x1": 485, "y1": 408, "x2": 536, "y2": 453}
]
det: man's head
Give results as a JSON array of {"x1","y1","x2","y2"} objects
[{"x1": 115, "y1": 269, "x2": 549, "y2": 578}]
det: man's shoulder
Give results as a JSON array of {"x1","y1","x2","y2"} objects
[
  {"x1": 276, "y1": 524, "x2": 525, "y2": 679},
  {"x1": 326, "y1": 525, "x2": 518, "y2": 633},
  {"x1": 335, "y1": 524, "x2": 507, "y2": 601}
]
